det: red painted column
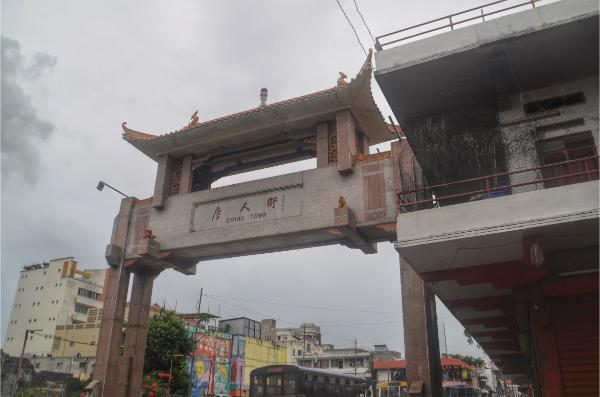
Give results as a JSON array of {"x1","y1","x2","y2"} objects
[
  {"x1": 400, "y1": 257, "x2": 443, "y2": 397},
  {"x1": 118, "y1": 268, "x2": 161, "y2": 396},
  {"x1": 93, "y1": 197, "x2": 135, "y2": 396},
  {"x1": 530, "y1": 284, "x2": 564, "y2": 397}
]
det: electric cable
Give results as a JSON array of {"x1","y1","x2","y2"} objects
[
  {"x1": 335, "y1": 0, "x2": 367, "y2": 55},
  {"x1": 353, "y1": 0, "x2": 376, "y2": 43}
]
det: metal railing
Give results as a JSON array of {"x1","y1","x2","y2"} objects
[
  {"x1": 375, "y1": 0, "x2": 545, "y2": 50},
  {"x1": 398, "y1": 155, "x2": 599, "y2": 211}
]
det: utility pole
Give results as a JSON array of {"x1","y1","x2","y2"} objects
[
  {"x1": 15, "y1": 329, "x2": 41, "y2": 395},
  {"x1": 303, "y1": 324, "x2": 306, "y2": 363},
  {"x1": 189, "y1": 288, "x2": 203, "y2": 396},
  {"x1": 354, "y1": 339, "x2": 357, "y2": 375},
  {"x1": 442, "y1": 323, "x2": 448, "y2": 357}
]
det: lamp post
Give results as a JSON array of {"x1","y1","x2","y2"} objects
[
  {"x1": 168, "y1": 353, "x2": 185, "y2": 395},
  {"x1": 96, "y1": 180, "x2": 129, "y2": 198},
  {"x1": 15, "y1": 329, "x2": 42, "y2": 394}
]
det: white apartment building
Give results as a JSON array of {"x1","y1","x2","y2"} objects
[
  {"x1": 270, "y1": 322, "x2": 322, "y2": 364},
  {"x1": 3, "y1": 257, "x2": 105, "y2": 357}
]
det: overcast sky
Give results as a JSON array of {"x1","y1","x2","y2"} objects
[{"x1": 2, "y1": 0, "x2": 491, "y2": 359}]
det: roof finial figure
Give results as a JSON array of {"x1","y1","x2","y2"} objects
[
  {"x1": 188, "y1": 111, "x2": 199, "y2": 128},
  {"x1": 337, "y1": 72, "x2": 348, "y2": 87},
  {"x1": 260, "y1": 88, "x2": 268, "y2": 107}
]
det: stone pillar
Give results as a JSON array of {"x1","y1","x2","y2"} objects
[
  {"x1": 336, "y1": 110, "x2": 358, "y2": 174},
  {"x1": 93, "y1": 198, "x2": 134, "y2": 396},
  {"x1": 400, "y1": 257, "x2": 443, "y2": 397},
  {"x1": 153, "y1": 154, "x2": 176, "y2": 209},
  {"x1": 117, "y1": 268, "x2": 162, "y2": 397},
  {"x1": 316, "y1": 123, "x2": 329, "y2": 168}
]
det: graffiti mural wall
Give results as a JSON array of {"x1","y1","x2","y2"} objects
[
  {"x1": 187, "y1": 328, "x2": 287, "y2": 396},
  {"x1": 189, "y1": 329, "x2": 232, "y2": 397}
]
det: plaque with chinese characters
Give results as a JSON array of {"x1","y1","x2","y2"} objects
[{"x1": 191, "y1": 186, "x2": 303, "y2": 231}]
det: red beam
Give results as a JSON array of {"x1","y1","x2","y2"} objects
[
  {"x1": 421, "y1": 258, "x2": 545, "y2": 289},
  {"x1": 470, "y1": 330, "x2": 517, "y2": 340},
  {"x1": 479, "y1": 340, "x2": 520, "y2": 350},
  {"x1": 542, "y1": 273, "x2": 599, "y2": 297},
  {"x1": 446, "y1": 296, "x2": 514, "y2": 314},
  {"x1": 462, "y1": 315, "x2": 517, "y2": 329}
]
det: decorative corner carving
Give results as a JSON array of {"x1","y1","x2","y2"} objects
[{"x1": 337, "y1": 72, "x2": 348, "y2": 87}]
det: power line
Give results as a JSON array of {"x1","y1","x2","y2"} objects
[
  {"x1": 353, "y1": 0, "x2": 376, "y2": 43},
  {"x1": 204, "y1": 293, "x2": 402, "y2": 315},
  {"x1": 335, "y1": 0, "x2": 367, "y2": 55},
  {"x1": 204, "y1": 295, "x2": 356, "y2": 344},
  {"x1": 320, "y1": 320, "x2": 402, "y2": 328},
  {"x1": 30, "y1": 331, "x2": 97, "y2": 347}
]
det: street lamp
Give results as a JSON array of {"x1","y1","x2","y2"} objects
[
  {"x1": 96, "y1": 180, "x2": 129, "y2": 198},
  {"x1": 168, "y1": 353, "x2": 185, "y2": 395}
]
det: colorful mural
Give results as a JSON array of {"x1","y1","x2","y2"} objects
[
  {"x1": 187, "y1": 329, "x2": 287, "y2": 396},
  {"x1": 189, "y1": 329, "x2": 233, "y2": 397}
]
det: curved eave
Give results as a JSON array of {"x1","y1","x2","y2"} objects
[{"x1": 123, "y1": 50, "x2": 392, "y2": 161}]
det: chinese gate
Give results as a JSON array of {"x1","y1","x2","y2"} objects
[{"x1": 92, "y1": 51, "x2": 443, "y2": 397}]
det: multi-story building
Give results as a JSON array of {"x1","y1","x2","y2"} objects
[
  {"x1": 375, "y1": 0, "x2": 598, "y2": 394},
  {"x1": 219, "y1": 317, "x2": 261, "y2": 339},
  {"x1": 260, "y1": 319, "x2": 276, "y2": 343},
  {"x1": 51, "y1": 304, "x2": 162, "y2": 359},
  {"x1": 3, "y1": 257, "x2": 105, "y2": 357},
  {"x1": 268, "y1": 321, "x2": 322, "y2": 364},
  {"x1": 297, "y1": 344, "x2": 373, "y2": 379}
]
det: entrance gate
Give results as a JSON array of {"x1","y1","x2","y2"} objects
[{"x1": 92, "y1": 52, "x2": 443, "y2": 397}]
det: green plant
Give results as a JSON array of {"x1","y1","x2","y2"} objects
[{"x1": 143, "y1": 311, "x2": 192, "y2": 396}]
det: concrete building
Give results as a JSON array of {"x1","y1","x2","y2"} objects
[
  {"x1": 375, "y1": 0, "x2": 599, "y2": 394},
  {"x1": 219, "y1": 317, "x2": 261, "y2": 339},
  {"x1": 260, "y1": 319, "x2": 276, "y2": 343},
  {"x1": 51, "y1": 304, "x2": 162, "y2": 359},
  {"x1": 3, "y1": 257, "x2": 105, "y2": 357},
  {"x1": 269, "y1": 321, "x2": 323, "y2": 364},
  {"x1": 297, "y1": 344, "x2": 373, "y2": 379}
]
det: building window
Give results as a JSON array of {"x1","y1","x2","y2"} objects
[
  {"x1": 35, "y1": 363, "x2": 40, "y2": 369},
  {"x1": 77, "y1": 288, "x2": 99, "y2": 300},
  {"x1": 524, "y1": 92, "x2": 585, "y2": 115},
  {"x1": 537, "y1": 131, "x2": 598, "y2": 188},
  {"x1": 75, "y1": 303, "x2": 91, "y2": 314},
  {"x1": 338, "y1": 360, "x2": 343, "y2": 369}
]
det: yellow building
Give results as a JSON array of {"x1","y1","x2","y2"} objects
[
  {"x1": 243, "y1": 337, "x2": 287, "y2": 389},
  {"x1": 52, "y1": 304, "x2": 162, "y2": 358}
]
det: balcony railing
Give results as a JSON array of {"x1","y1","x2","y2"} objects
[
  {"x1": 375, "y1": 0, "x2": 547, "y2": 50},
  {"x1": 398, "y1": 156, "x2": 599, "y2": 212}
]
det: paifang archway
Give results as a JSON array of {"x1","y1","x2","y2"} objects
[{"x1": 92, "y1": 51, "x2": 443, "y2": 397}]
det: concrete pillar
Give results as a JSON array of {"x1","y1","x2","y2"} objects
[
  {"x1": 316, "y1": 123, "x2": 329, "y2": 168},
  {"x1": 153, "y1": 154, "x2": 176, "y2": 209},
  {"x1": 400, "y1": 257, "x2": 443, "y2": 397},
  {"x1": 118, "y1": 268, "x2": 161, "y2": 397},
  {"x1": 179, "y1": 154, "x2": 194, "y2": 194},
  {"x1": 336, "y1": 110, "x2": 358, "y2": 174},
  {"x1": 93, "y1": 198, "x2": 134, "y2": 396}
]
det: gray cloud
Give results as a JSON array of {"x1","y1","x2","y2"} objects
[{"x1": 1, "y1": 36, "x2": 57, "y2": 184}]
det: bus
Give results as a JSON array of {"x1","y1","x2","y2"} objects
[{"x1": 250, "y1": 365, "x2": 369, "y2": 397}]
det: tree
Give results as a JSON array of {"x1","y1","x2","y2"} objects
[
  {"x1": 143, "y1": 311, "x2": 193, "y2": 396},
  {"x1": 444, "y1": 353, "x2": 485, "y2": 367}
]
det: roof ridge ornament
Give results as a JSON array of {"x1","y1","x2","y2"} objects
[
  {"x1": 187, "y1": 110, "x2": 199, "y2": 128},
  {"x1": 337, "y1": 72, "x2": 348, "y2": 87}
]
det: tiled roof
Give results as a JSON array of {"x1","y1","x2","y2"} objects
[
  {"x1": 122, "y1": 49, "x2": 386, "y2": 145},
  {"x1": 122, "y1": 85, "x2": 342, "y2": 142},
  {"x1": 373, "y1": 357, "x2": 472, "y2": 370}
]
